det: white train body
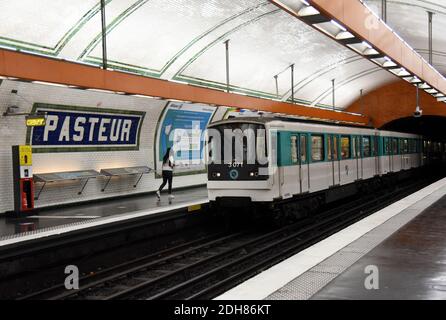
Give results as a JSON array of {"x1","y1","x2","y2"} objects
[{"x1": 207, "y1": 118, "x2": 423, "y2": 204}]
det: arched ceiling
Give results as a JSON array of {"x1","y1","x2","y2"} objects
[
  {"x1": 364, "y1": 0, "x2": 446, "y2": 76},
  {"x1": 0, "y1": 0, "x2": 417, "y2": 110}
]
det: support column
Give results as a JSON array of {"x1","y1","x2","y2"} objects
[
  {"x1": 332, "y1": 79, "x2": 336, "y2": 110},
  {"x1": 360, "y1": 89, "x2": 364, "y2": 115},
  {"x1": 224, "y1": 40, "x2": 230, "y2": 93},
  {"x1": 428, "y1": 11, "x2": 434, "y2": 65},
  {"x1": 416, "y1": 83, "x2": 420, "y2": 107},
  {"x1": 274, "y1": 75, "x2": 279, "y2": 98},
  {"x1": 381, "y1": 0, "x2": 387, "y2": 22},
  {"x1": 290, "y1": 64, "x2": 295, "y2": 104},
  {"x1": 100, "y1": 0, "x2": 108, "y2": 70}
]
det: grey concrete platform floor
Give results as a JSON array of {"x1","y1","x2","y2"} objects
[{"x1": 0, "y1": 186, "x2": 207, "y2": 238}]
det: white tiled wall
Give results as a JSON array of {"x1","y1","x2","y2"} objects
[{"x1": 0, "y1": 79, "x2": 222, "y2": 214}]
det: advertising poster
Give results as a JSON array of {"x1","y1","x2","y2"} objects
[{"x1": 156, "y1": 102, "x2": 216, "y2": 175}]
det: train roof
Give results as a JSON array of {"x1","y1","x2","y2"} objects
[
  {"x1": 209, "y1": 116, "x2": 421, "y2": 138},
  {"x1": 209, "y1": 116, "x2": 373, "y2": 129}
]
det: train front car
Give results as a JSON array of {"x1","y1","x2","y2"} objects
[{"x1": 206, "y1": 118, "x2": 275, "y2": 208}]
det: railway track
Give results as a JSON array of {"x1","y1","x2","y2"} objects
[{"x1": 19, "y1": 175, "x2": 435, "y2": 300}]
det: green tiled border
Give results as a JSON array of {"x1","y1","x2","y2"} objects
[{"x1": 0, "y1": 1, "x2": 111, "y2": 56}]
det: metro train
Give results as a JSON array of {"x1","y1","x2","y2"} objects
[{"x1": 206, "y1": 117, "x2": 429, "y2": 220}]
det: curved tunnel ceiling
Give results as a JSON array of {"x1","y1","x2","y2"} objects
[
  {"x1": 0, "y1": 0, "x2": 402, "y2": 110},
  {"x1": 364, "y1": 0, "x2": 446, "y2": 76}
]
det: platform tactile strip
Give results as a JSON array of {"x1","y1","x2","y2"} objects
[{"x1": 266, "y1": 190, "x2": 444, "y2": 300}]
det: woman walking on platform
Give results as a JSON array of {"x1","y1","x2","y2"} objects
[{"x1": 156, "y1": 147, "x2": 175, "y2": 200}]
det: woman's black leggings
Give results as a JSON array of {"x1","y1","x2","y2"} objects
[{"x1": 159, "y1": 170, "x2": 173, "y2": 194}]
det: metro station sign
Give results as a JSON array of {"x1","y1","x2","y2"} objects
[{"x1": 26, "y1": 103, "x2": 145, "y2": 153}]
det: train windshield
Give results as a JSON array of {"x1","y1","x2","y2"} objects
[{"x1": 207, "y1": 122, "x2": 267, "y2": 166}]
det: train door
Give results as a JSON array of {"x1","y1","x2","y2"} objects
[
  {"x1": 404, "y1": 139, "x2": 409, "y2": 170},
  {"x1": 374, "y1": 135, "x2": 380, "y2": 175},
  {"x1": 299, "y1": 134, "x2": 310, "y2": 193},
  {"x1": 280, "y1": 134, "x2": 299, "y2": 198},
  {"x1": 287, "y1": 134, "x2": 309, "y2": 196},
  {"x1": 389, "y1": 138, "x2": 394, "y2": 172},
  {"x1": 391, "y1": 137, "x2": 398, "y2": 172},
  {"x1": 353, "y1": 136, "x2": 361, "y2": 180},
  {"x1": 328, "y1": 134, "x2": 340, "y2": 187},
  {"x1": 340, "y1": 135, "x2": 354, "y2": 184},
  {"x1": 401, "y1": 139, "x2": 407, "y2": 170},
  {"x1": 386, "y1": 137, "x2": 392, "y2": 172}
]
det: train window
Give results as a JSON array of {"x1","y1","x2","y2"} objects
[
  {"x1": 311, "y1": 135, "x2": 324, "y2": 162},
  {"x1": 212, "y1": 122, "x2": 267, "y2": 165},
  {"x1": 384, "y1": 137, "x2": 391, "y2": 155},
  {"x1": 363, "y1": 136, "x2": 371, "y2": 157},
  {"x1": 341, "y1": 136, "x2": 350, "y2": 159},
  {"x1": 333, "y1": 136, "x2": 339, "y2": 160},
  {"x1": 402, "y1": 139, "x2": 408, "y2": 154},
  {"x1": 327, "y1": 137, "x2": 332, "y2": 160},
  {"x1": 328, "y1": 135, "x2": 339, "y2": 161},
  {"x1": 370, "y1": 137, "x2": 375, "y2": 156},
  {"x1": 256, "y1": 129, "x2": 267, "y2": 163},
  {"x1": 208, "y1": 136, "x2": 215, "y2": 162},
  {"x1": 372, "y1": 136, "x2": 379, "y2": 156},
  {"x1": 392, "y1": 138, "x2": 399, "y2": 155},
  {"x1": 354, "y1": 136, "x2": 361, "y2": 158},
  {"x1": 300, "y1": 135, "x2": 307, "y2": 164},
  {"x1": 291, "y1": 136, "x2": 298, "y2": 164},
  {"x1": 352, "y1": 137, "x2": 358, "y2": 158}
]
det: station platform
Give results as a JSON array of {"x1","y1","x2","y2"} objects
[
  {"x1": 0, "y1": 185, "x2": 208, "y2": 246},
  {"x1": 216, "y1": 178, "x2": 446, "y2": 300}
]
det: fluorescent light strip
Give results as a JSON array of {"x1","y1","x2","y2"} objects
[
  {"x1": 425, "y1": 88, "x2": 438, "y2": 94},
  {"x1": 419, "y1": 83, "x2": 431, "y2": 90},
  {"x1": 32, "y1": 81, "x2": 68, "y2": 88},
  {"x1": 316, "y1": 3, "x2": 446, "y2": 99},
  {"x1": 86, "y1": 88, "x2": 115, "y2": 94},
  {"x1": 330, "y1": 19, "x2": 347, "y2": 32},
  {"x1": 298, "y1": 6, "x2": 319, "y2": 16},
  {"x1": 362, "y1": 41, "x2": 373, "y2": 50},
  {"x1": 132, "y1": 94, "x2": 157, "y2": 99}
]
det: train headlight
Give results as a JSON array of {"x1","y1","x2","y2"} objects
[
  {"x1": 250, "y1": 172, "x2": 255, "y2": 177},
  {"x1": 212, "y1": 172, "x2": 221, "y2": 178}
]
